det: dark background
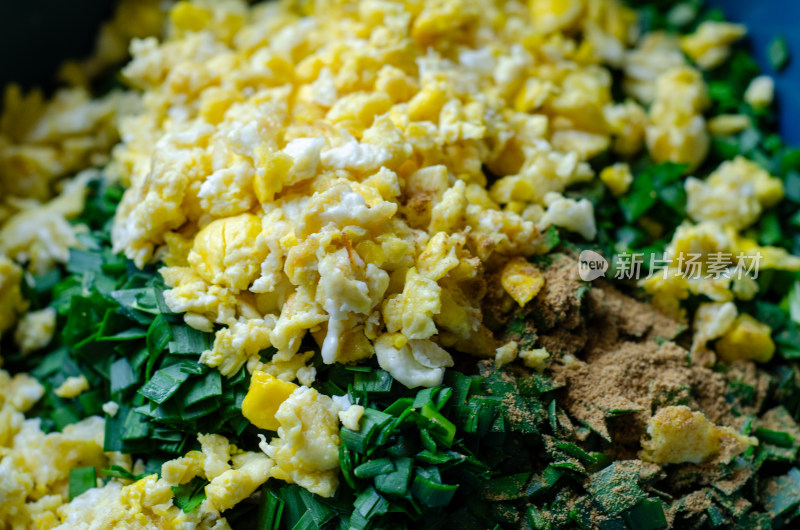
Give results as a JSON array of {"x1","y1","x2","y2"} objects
[
  {"x1": 0, "y1": 1, "x2": 116, "y2": 90},
  {"x1": 1, "y1": 0, "x2": 797, "y2": 143}
]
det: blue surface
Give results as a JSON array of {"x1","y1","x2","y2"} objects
[{"x1": 708, "y1": 0, "x2": 800, "y2": 145}]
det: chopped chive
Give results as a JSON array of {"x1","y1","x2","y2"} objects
[
  {"x1": 67, "y1": 249, "x2": 104, "y2": 275},
  {"x1": 420, "y1": 402, "x2": 456, "y2": 447},
  {"x1": 354, "y1": 369, "x2": 393, "y2": 394},
  {"x1": 258, "y1": 489, "x2": 285, "y2": 530},
  {"x1": 762, "y1": 467, "x2": 800, "y2": 517},
  {"x1": 482, "y1": 473, "x2": 531, "y2": 501},
  {"x1": 69, "y1": 466, "x2": 97, "y2": 500},
  {"x1": 182, "y1": 371, "x2": 222, "y2": 406},
  {"x1": 341, "y1": 409, "x2": 393, "y2": 454},
  {"x1": 374, "y1": 457, "x2": 413, "y2": 495},
  {"x1": 145, "y1": 314, "x2": 173, "y2": 379},
  {"x1": 769, "y1": 35, "x2": 791, "y2": 71},
  {"x1": 101, "y1": 465, "x2": 146, "y2": 481},
  {"x1": 169, "y1": 326, "x2": 213, "y2": 355},
  {"x1": 138, "y1": 364, "x2": 189, "y2": 404},
  {"x1": 355, "y1": 458, "x2": 396, "y2": 479},
  {"x1": 411, "y1": 475, "x2": 458, "y2": 507},
  {"x1": 754, "y1": 427, "x2": 795, "y2": 448},
  {"x1": 354, "y1": 487, "x2": 390, "y2": 519},
  {"x1": 384, "y1": 397, "x2": 414, "y2": 417},
  {"x1": 412, "y1": 387, "x2": 438, "y2": 409},
  {"x1": 171, "y1": 476, "x2": 208, "y2": 513},
  {"x1": 110, "y1": 358, "x2": 138, "y2": 394}
]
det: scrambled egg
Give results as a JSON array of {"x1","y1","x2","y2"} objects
[
  {"x1": 641, "y1": 219, "x2": 800, "y2": 319},
  {"x1": 690, "y1": 301, "x2": 738, "y2": 359},
  {"x1": 715, "y1": 313, "x2": 776, "y2": 363},
  {"x1": 0, "y1": 368, "x2": 108, "y2": 528},
  {"x1": 642, "y1": 149, "x2": 793, "y2": 360},
  {"x1": 55, "y1": 432, "x2": 270, "y2": 529},
  {"x1": 241, "y1": 372, "x2": 298, "y2": 431},
  {"x1": 500, "y1": 258, "x2": 545, "y2": 307},
  {"x1": 3, "y1": 0, "x2": 796, "y2": 518},
  {"x1": 0, "y1": 87, "x2": 136, "y2": 212},
  {"x1": 640, "y1": 406, "x2": 756, "y2": 465},
  {"x1": 54, "y1": 375, "x2": 90, "y2": 399},
  {"x1": 0, "y1": 256, "x2": 26, "y2": 348},
  {"x1": 645, "y1": 66, "x2": 709, "y2": 170},
  {"x1": 260, "y1": 385, "x2": 342, "y2": 497},
  {"x1": 680, "y1": 21, "x2": 746, "y2": 70},
  {"x1": 745, "y1": 75, "x2": 775, "y2": 109},
  {"x1": 108, "y1": 0, "x2": 654, "y2": 392},
  {"x1": 13, "y1": 307, "x2": 57, "y2": 355},
  {"x1": 1, "y1": 374, "x2": 270, "y2": 530},
  {"x1": 599, "y1": 162, "x2": 633, "y2": 197},
  {"x1": 338, "y1": 404, "x2": 365, "y2": 431},
  {"x1": 519, "y1": 347, "x2": 550, "y2": 371},
  {"x1": 58, "y1": 0, "x2": 168, "y2": 88},
  {"x1": 686, "y1": 156, "x2": 783, "y2": 229}
]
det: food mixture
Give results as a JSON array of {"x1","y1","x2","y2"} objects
[{"x1": 2, "y1": 0, "x2": 800, "y2": 528}]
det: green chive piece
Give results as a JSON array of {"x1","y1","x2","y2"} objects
[
  {"x1": 354, "y1": 458, "x2": 396, "y2": 479},
  {"x1": 769, "y1": 35, "x2": 791, "y2": 71},
  {"x1": 420, "y1": 402, "x2": 456, "y2": 447},
  {"x1": 171, "y1": 476, "x2": 208, "y2": 513},
  {"x1": 257, "y1": 489, "x2": 285, "y2": 530},
  {"x1": 762, "y1": 467, "x2": 800, "y2": 517},
  {"x1": 69, "y1": 466, "x2": 97, "y2": 500},
  {"x1": 374, "y1": 457, "x2": 413, "y2": 495},
  {"x1": 411, "y1": 475, "x2": 458, "y2": 507}
]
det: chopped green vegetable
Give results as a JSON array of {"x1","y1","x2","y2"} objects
[
  {"x1": 769, "y1": 35, "x2": 791, "y2": 71},
  {"x1": 172, "y1": 476, "x2": 208, "y2": 513},
  {"x1": 762, "y1": 467, "x2": 800, "y2": 517},
  {"x1": 68, "y1": 466, "x2": 97, "y2": 501}
]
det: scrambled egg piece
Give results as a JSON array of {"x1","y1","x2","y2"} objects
[
  {"x1": 339, "y1": 404, "x2": 365, "y2": 431},
  {"x1": 599, "y1": 162, "x2": 633, "y2": 197},
  {"x1": 519, "y1": 347, "x2": 550, "y2": 371},
  {"x1": 538, "y1": 194, "x2": 597, "y2": 240},
  {"x1": 707, "y1": 114, "x2": 751, "y2": 136},
  {"x1": 375, "y1": 334, "x2": 454, "y2": 388},
  {"x1": 54, "y1": 375, "x2": 90, "y2": 399},
  {"x1": 0, "y1": 86, "x2": 136, "y2": 211},
  {"x1": 680, "y1": 21, "x2": 747, "y2": 70},
  {"x1": 646, "y1": 66, "x2": 709, "y2": 169},
  {"x1": 501, "y1": 258, "x2": 545, "y2": 307},
  {"x1": 686, "y1": 156, "x2": 784, "y2": 229},
  {"x1": 0, "y1": 398, "x2": 108, "y2": 528},
  {"x1": 495, "y1": 341, "x2": 518, "y2": 368},
  {"x1": 260, "y1": 386, "x2": 342, "y2": 497},
  {"x1": 13, "y1": 307, "x2": 57, "y2": 355},
  {"x1": 241, "y1": 372, "x2": 298, "y2": 431},
  {"x1": 640, "y1": 406, "x2": 756, "y2": 465},
  {"x1": 205, "y1": 452, "x2": 272, "y2": 513},
  {"x1": 56, "y1": 432, "x2": 269, "y2": 529},
  {"x1": 107, "y1": 0, "x2": 647, "y2": 387},
  {"x1": 101, "y1": 401, "x2": 120, "y2": 417},
  {"x1": 745, "y1": 75, "x2": 775, "y2": 109},
  {"x1": 0, "y1": 169, "x2": 93, "y2": 274},
  {"x1": 716, "y1": 314, "x2": 776, "y2": 363},
  {"x1": 623, "y1": 32, "x2": 687, "y2": 105},
  {"x1": 0, "y1": 256, "x2": 26, "y2": 342},
  {"x1": 58, "y1": 0, "x2": 168, "y2": 87},
  {"x1": 690, "y1": 301, "x2": 737, "y2": 359}
]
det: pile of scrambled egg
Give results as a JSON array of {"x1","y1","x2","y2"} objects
[
  {"x1": 111, "y1": 0, "x2": 648, "y2": 389},
  {"x1": 2, "y1": 0, "x2": 799, "y2": 525}
]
